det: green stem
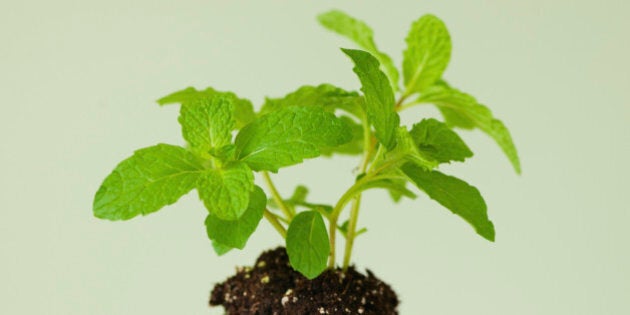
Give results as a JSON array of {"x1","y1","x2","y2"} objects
[
  {"x1": 328, "y1": 212, "x2": 338, "y2": 268},
  {"x1": 331, "y1": 93, "x2": 410, "y2": 270},
  {"x1": 261, "y1": 171, "x2": 294, "y2": 220},
  {"x1": 367, "y1": 144, "x2": 387, "y2": 173},
  {"x1": 395, "y1": 94, "x2": 409, "y2": 109},
  {"x1": 397, "y1": 99, "x2": 429, "y2": 112},
  {"x1": 342, "y1": 195, "x2": 362, "y2": 270},
  {"x1": 328, "y1": 180, "x2": 363, "y2": 268},
  {"x1": 358, "y1": 119, "x2": 374, "y2": 173},
  {"x1": 341, "y1": 117, "x2": 372, "y2": 270},
  {"x1": 263, "y1": 208, "x2": 287, "y2": 238},
  {"x1": 328, "y1": 153, "x2": 405, "y2": 269}
]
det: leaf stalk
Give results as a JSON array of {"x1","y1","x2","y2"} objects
[
  {"x1": 262, "y1": 171, "x2": 294, "y2": 220},
  {"x1": 263, "y1": 208, "x2": 287, "y2": 238}
]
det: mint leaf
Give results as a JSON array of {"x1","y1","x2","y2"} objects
[
  {"x1": 158, "y1": 87, "x2": 256, "y2": 129},
  {"x1": 401, "y1": 162, "x2": 495, "y2": 241},
  {"x1": 178, "y1": 95, "x2": 234, "y2": 155},
  {"x1": 197, "y1": 161, "x2": 254, "y2": 220},
  {"x1": 205, "y1": 186, "x2": 266, "y2": 249},
  {"x1": 318, "y1": 10, "x2": 400, "y2": 92},
  {"x1": 260, "y1": 84, "x2": 364, "y2": 119},
  {"x1": 403, "y1": 15, "x2": 451, "y2": 94},
  {"x1": 93, "y1": 144, "x2": 204, "y2": 220},
  {"x1": 260, "y1": 85, "x2": 365, "y2": 156},
  {"x1": 343, "y1": 49, "x2": 400, "y2": 149},
  {"x1": 286, "y1": 211, "x2": 330, "y2": 279},
  {"x1": 368, "y1": 177, "x2": 417, "y2": 202},
  {"x1": 211, "y1": 240, "x2": 233, "y2": 256},
  {"x1": 375, "y1": 127, "x2": 438, "y2": 172},
  {"x1": 156, "y1": 87, "x2": 201, "y2": 105},
  {"x1": 234, "y1": 106, "x2": 352, "y2": 172},
  {"x1": 320, "y1": 116, "x2": 364, "y2": 156},
  {"x1": 208, "y1": 144, "x2": 237, "y2": 161},
  {"x1": 387, "y1": 178, "x2": 416, "y2": 203},
  {"x1": 409, "y1": 118, "x2": 473, "y2": 163},
  {"x1": 418, "y1": 84, "x2": 521, "y2": 173}
]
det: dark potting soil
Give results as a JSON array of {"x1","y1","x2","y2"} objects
[{"x1": 210, "y1": 247, "x2": 399, "y2": 315}]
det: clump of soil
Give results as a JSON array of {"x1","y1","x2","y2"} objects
[{"x1": 210, "y1": 247, "x2": 399, "y2": 315}]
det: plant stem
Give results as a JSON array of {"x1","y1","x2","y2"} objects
[
  {"x1": 329, "y1": 162, "x2": 393, "y2": 269},
  {"x1": 342, "y1": 195, "x2": 362, "y2": 270},
  {"x1": 332, "y1": 93, "x2": 410, "y2": 270},
  {"x1": 328, "y1": 182, "x2": 362, "y2": 268},
  {"x1": 397, "y1": 99, "x2": 428, "y2": 112},
  {"x1": 264, "y1": 208, "x2": 287, "y2": 238},
  {"x1": 341, "y1": 116, "x2": 372, "y2": 270},
  {"x1": 395, "y1": 93, "x2": 409, "y2": 109},
  {"x1": 261, "y1": 171, "x2": 294, "y2": 220},
  {"x1": 328, "y1": 213, "x2": 338, "y2": 268}
]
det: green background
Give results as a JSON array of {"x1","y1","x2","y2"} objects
[{"x1": 1, "y1": 0, "x2": 628, "y2": 314}]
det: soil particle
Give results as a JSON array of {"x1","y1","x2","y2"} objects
[{"x1": 210, "y1": 247, "x2": 398, "y2": 315}]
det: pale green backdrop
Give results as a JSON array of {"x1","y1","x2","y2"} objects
[{"x1": 1, "y1": 0, "x2": 629, "y2": 314}]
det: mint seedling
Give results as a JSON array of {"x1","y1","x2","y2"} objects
[{"x1": 94, "y1": 10, "x2": 519, "y2": 283}]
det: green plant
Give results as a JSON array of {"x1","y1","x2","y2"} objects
[{"x1": 93, "y1": 10, "x2": 520, "y2": 280}]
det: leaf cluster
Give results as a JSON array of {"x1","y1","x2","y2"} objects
[{"x1": 94, "y1": 10, "x2": 520, "y2": 279}]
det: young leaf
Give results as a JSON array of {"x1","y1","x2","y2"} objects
[
  {"x1": 290, "y1": 185, "x2": 309, "y2": 204},
  {"x1": 260, "y1": 84, "x2": 364, "y2": 119},
  {"x1": 211, "y1": 240, "x2": 233, "y2": 256},
  {"x1": 409, "y1": 118, "x2": 473, "y2": 163},
  {"x1": 158, "y1": 87, "x2": 256, "y2": 129},
  {"x1": 318, "y1": 10, "x2": 400, "y2": 92},
  {"x1": 234, "y1": 106, "x2": 352, "y2": 172},
  {"x1": 339, "y1": 220, "x2": 368, "y2": 238},
  {"x1": 197, "y1": 161, "x2": 254, "y2": 220},
  {"x1": 403, "y1": 14, "x2": 451, "y2": 94},
  {"x1": 286, "y1": 211, "x2": 330, "y2": 279},
  {"x1": 375, "y1": 127, "x2": 438, "y2": 172},
  {"x1": 417, "y1": 84, "x2": 521, "y2": 173},
  {"x1": 401, "y1": 162, "x2": 495, "y2": 241},
  {"x1": 93, "y1": 144, "x2": 204, "y2": 220},
  {"x1": 205, "y1": 186, "x2": 266, "y2": 249},
  {"x1": 268, "y1": 185, "x2": 334, "y2": 217},
  {"x1": 343, "y1": 48, "x2": 400, "y2": 150},
  {"x1": 208, "y1": 144, "x2": 237, "y2": 161},
  {"x1": 178, "y1": 95, "x2": 234, "y2": 156}
]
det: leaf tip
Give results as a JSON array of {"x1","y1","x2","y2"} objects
[
  {"x1": 480, "y1": 221, "x2": 496, "y2": 242},
  {"x1": 340, "y1": 47, "x2": 354, "y2": 55},
  {"x1": 513, "y1": 159, "x2": 522, "y2": 175}
]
